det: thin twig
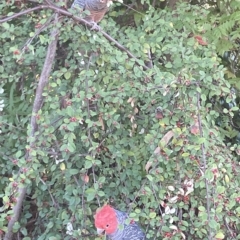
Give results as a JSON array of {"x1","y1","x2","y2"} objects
[
  {"x1": 152, "y1": 0, "x2": 156, "y2": 8},
  {"x1": 74, "y1": 176, "x2": 86, "y2": 222},
  {"x1": 146, "y1": 49, "x2": 153, "y2": 69},
  {"x1": 39, "y1": 177, "x2": 59, "y2": 208},
  {"x1": 74, "y1": 175, "x2": 87, "y2": 237},
  {"x1": 224, "y1": 216, "x2": 234, "y2": 239},
  {"x1": 85, "y1": 55, "x2": 92, "y2": 142},
  {"x1": 85, "y1": 54, "x2": 100, "y2": 207},
  {"x1": 118, "y1": 2, "x2": 145, "y2": 16},
  {"x1": 150, "y1": 182, "x2": 163, "y2": 216},
  {"x1": 21, "y1": 14, "x2": 56, "y2": 54},
  {"x1": 149, "y1": 182, "x2": 164, "y2": 240},
  {"x1": 127, "y1": 179, "x2": 147, "y2": 214},
  {"x1": 196, "y1": 90, "x2": 212, "y2": 240},
  {"x1": 0, "y1": 5, "x2": 50, "y2": 23}
]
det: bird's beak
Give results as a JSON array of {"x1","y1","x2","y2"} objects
[{"x1": 97, "y1": 228, "x2": 105, "y2": 235}]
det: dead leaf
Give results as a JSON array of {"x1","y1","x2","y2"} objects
[
  {"x1": 131, "y1": 115, "x2": 135, "y2": 122},
  {"x1": 155, "y1": 107, "x2": 164, "y2": 119},
  {"x1": 190, "y1": 121, "x2": 199, "y2": 135},
  {"x1": 160, "y1": 130, "x2": 174, "y2": 147},
  {"x1": 134, "y1": 107, "x2": 139, "y2": 114},
  {"x1": 145, "y1": 161, "x2": 153, "y2": 172},
  {"x1": 127, "y1": 97, "x2": 133, "y2": 103},
  {"x1": 98, "y1": 114, "x2": 105, "y2": 131},
  {"x1": 81, "y1": 174, "x2": 89, "y2": 183},
  {"x1": 194, "y1": 35, "x2": 208, "y2": 46},
  {"x1": 154, "y1": 146, "x2": 161, "y2": 155},
  {"x1": 127, "y1": 97, "x2": 135, "y2": 107}
]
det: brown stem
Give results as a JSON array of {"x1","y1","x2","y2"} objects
[
  {"x1": 3, "y1": 14, "x2": 60, "y2": 240},
  {"x1": 0, "y1": 5, "x2": 50, "y2": 23}
]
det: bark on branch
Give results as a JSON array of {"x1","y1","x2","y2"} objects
[{"x1": 3, "y1": 14, "x2": 60, "y2": 240}]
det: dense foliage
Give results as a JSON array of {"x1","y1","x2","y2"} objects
[{"x1": 1, "y1": 0, "x2": 240, "y2": 239}]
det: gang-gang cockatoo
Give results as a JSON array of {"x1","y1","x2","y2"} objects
[{"x1": 94, "y1": 205, "x2": 145, "y2": 240}]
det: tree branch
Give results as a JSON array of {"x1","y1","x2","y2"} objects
[
  {"x1": 3, "y1": 14, "x2": 60, "y2": 240},
  {"x1": 0, "y1": 5, "x2": 50, "y2": 23},
  {"x1": 0, "y1": 3, "x2": 149, "y2": 70},
  {"x1": 49, "y1": 5, "x2": 149, "y2": 70}
]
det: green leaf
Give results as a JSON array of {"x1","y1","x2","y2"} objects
[
  {"x1": 146, "y1": 175, "x2": 153, "y2": 181},
  {"x1": 2, "y1": 22, "x2": 9, "y2": 29},
  {"x1": 64, "y1": 72, "x2": 71, "y2": 80},
  {"x1": 216, "y1": 186, "x2": 225, "y2": 194},
  {"x1": 47, "y1": 222, "x2": 54, "y2": 229},
  {"x1": 149, "y1": 212, "x2": 156, "y2": 218},
  {"x1": 98, "y1": 176, "x2": 106, "y2": 183},
  {"x1": 221, "y1": 87, "x2": 230, "y2": 93},
  {"x1": 165, "y1": 62, "x2": 172, "y2": 68},
  {"x1": 209, "y1": 219, "x2": 217, "y2": 229},
  {"x1": 85, "y1": 161, "x2": 92, "y2": 169},
  {"x1": 69, "y1": 169, "x2": 79, "y2": 175},
  {"x1": 12, "y1": 222, "x2": 20, "y2": 233},
  {"x1": 198, "y1": 206, "x2": 206, "y2": 212},
  {"x1": 97, "y1": 191, "x2": 105, "y2": 197},
  {"x1": 215, "y1": 232, "x2": 225, "y2": 239}
]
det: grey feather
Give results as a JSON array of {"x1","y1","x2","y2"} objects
[{"x1": 107, "y1": 209, "x2": 145, "y2": 240}]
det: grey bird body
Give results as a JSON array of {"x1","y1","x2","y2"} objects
[{"x1": 107, "y1": 209, "x2": 145, "y2": 240}]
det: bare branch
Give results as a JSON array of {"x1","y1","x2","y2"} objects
[
  {"x1": 21, "y1": 14, "x2": 56, "y2": 54},
  {"x1": 0, "y1": 5, "x2": 50, "y2": 23},
  {"x1": 118, "y1": 2, "x2": 145, "y2": 16},
  {"x1": 74, "y1": 175, "x2": 88, "y2": 238},
  {"x1": 30, "y1": 19, "x2": 60, "y2": 134},
  {"x1": 39, "y1": 177, "x2": 59, "y2": 208},
  {"x1": 196, "y1": 90, "x2": 212, "y2": 240},
  {"x1": 0, "y1": 4, "x2": 149, "y2": 70},
  {"x1": 224, "y1": 216, "x2": 234, "y2": 239},
  {"x1": 127, "y1": 179, "x2": 147, "y2": 214},
  {"x1": 3, "y1": 14, "x2": 60, "y2": 240},
  {"x1": 146, "y1": 49, "x2": 153, "y2": 69}
]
